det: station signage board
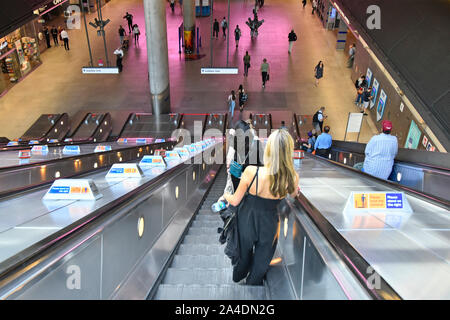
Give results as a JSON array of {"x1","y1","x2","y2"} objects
[
  {"x1": 82, "y1": 67, "x2": 119, "y2": 74},
  {"x1": 94, "y1": 145, "x2": 112, "y2": 153},
  {"x1": 174, "y1": 147, "x2": 190, "y2": 159},
  {"x1": 201, "y1": 68, "x2": 239, "y2": 75},
  {"x1": 43, "y1": 179, "x2": 102, "y2": 201},
  {"x1": 106, "y1": 163, "x2": 144, "y2": 178},
  {"x1": 63, "y1": 145, "x2": 81, "y2": 154},
  {"x1": 31, "y1": 145, "x2": 49, "y2": 153},
  {"x1": 164, "y1": 151, "x2": 181, "y2": 161},
  {"x1": 18, "y1": 150, "x2": 31, "y2": 159},
  {"x1": 155, "y1": 138, "x2": 165, "y2": 143},
  {"x1": 344, "y1": 191, "x2": 412, "y2": 214},
  {"x1": 29, "y1": 140, "x2": 39, "y2": 145},
  {"x1": 7, "y1": 141, "x2": 19, "y2": 146},
  {"x1": 139, "y1": 155, "x2": 166, "y2": 167}
]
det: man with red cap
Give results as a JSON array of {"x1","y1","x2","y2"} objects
[{"x1": 359, "y1": 120, "x2": 398, "y2": 180}]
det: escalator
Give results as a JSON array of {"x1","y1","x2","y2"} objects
[{"x1": 153, "y1": 168, "x2": 267, "y2": 300}]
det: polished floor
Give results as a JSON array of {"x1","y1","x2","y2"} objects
[{"x1": 0, "y1": 0, "x2": 377, "y2": 141}]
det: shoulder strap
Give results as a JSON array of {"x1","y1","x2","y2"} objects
[{"x1": 246, "y1": 167, "x2": 258, "y2": 194}]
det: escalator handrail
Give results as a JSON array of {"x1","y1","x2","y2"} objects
[
  {"x1": 293, "y1": 192, "x2": 402, "y2": 300},
  {"x1": 331, "y1": 140, "x2": 450, "y2": 172},
  {"x1": 307, "y1": 153, "x2": 450, "y2": 210}
]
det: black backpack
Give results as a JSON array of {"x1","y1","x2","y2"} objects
[{"x1": 313, "y1": 111, "x2": 320, "y2": 123}]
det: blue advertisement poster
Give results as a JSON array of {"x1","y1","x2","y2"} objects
[
  {"x1": 366, "y1": 68, "x2": 373, "y2": 87},
  {"x1": 376, "y1": 89, "x2": 387, "y2": 121},
  {"x1": 370, "y1": 78, "x2": 379, "y2": 109},
  {"x1": 404, "y1": 120, "x2": 421, "y2": 149}
]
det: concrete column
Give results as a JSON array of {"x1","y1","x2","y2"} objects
[
  {"x1": 336, "y1": 19, "x2": 348, "y2": 50},
  {"x1": 183, "y1": 0, "x2": 196, "y2": 54},
  {"x1": 143, "y1": 0, "x2": 171, "y2": 114}
]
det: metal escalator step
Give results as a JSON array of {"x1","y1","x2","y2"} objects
[
  {"x1": 171, "y1": 255, "x2": 230, "y2": 268},
  {"x1": 163, "y1": 268, "x2": 234, "y2": 285},
  {"x1": 178, "y1": 243, "x2": 224, "y2": 255},
  {"x1": 191, "y1": 220, "x2": 223, "y2": 228},
  {"x1": 154, "y1": 284, "x2": 267, "y2": 300},
  {"x1": 188, "y1": 227, "x2": 220, "y2": 236},
  {"x1": 183, "y1": 234, "x2": 220, "y2": 244},
  {"x1": 195, "y1": 214, "x2": 221, "y2": 221}
]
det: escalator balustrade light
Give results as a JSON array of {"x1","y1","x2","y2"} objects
[
  {"x1": 61, "y1": 121, "x2": 64, "y2": 125},
  {"x1": 94, "y1": 162, "x2": 98, "y2": 169},
  {"x1": 99, "y1": 129, "x2": 103, "y2": 133},
  {"x1": 328, "y1": 154, "x2": 331, "y2": 159},
  {"x1": 270, "y1": 257, "x2": 282, "y2": 265},
  {"x1": 54, "y1": 128, "x2": 58, "y2": 133},
  {"x1": 55, "y1": 171, "x2": 61, "y2": 178},
  {"x1": 94, "y1": 138, "x2": 97, "y2": 142},
  {"x1": 175, "y1": 186, "x2": 179, "y2": 199},
  {"x1": 203, "y1": 163, "x2": 206, "y2": 170},
  {"x1": 104, "y1": 121, "x2": 107, "y2": 125},
  {"x1": 119, "y1": 157, "x2": 123, "y2": 162},
  {"x1": 137, "y1": 217, "x2": 145, "y2": 238},
  {"x1": 344, "y1": 158, "x2": 347, "y2": 164},
  {"x1": 284, "y1": 217, "x2": 288, "y2": 238},
  {"x1": 397, "y1": 172, "x2": 402, "y2": 182},
  {"x1": 193, "y1": 171, "x2": 196, "y2": 181}
]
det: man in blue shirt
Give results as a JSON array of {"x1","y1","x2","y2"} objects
[
  {"x1": 362, "y1": 120, "x2": 398, "y2": 180},
  {"x1": 314, "y1": 125, "x2": 332, "y2": 158}
]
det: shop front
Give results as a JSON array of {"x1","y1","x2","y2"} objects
[{"x1": 0, "y1": 21, "x2": 42, "y2": 96}]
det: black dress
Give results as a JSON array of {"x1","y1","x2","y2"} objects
[{"x1": 232, "y1": 167, "x2": 282, "y2": 285}]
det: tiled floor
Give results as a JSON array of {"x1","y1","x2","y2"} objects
[{"x1": 0, "y1": 0, "x2": 377, "y2": 141}]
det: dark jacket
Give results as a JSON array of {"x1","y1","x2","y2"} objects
[
  {"x1": 288, "y1": 32, "x2": 297, "y2": 42},
  {"x1": 213, "y1": 21, "x2": 220, "y2": 31}
]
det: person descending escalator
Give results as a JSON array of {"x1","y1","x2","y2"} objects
[{"x1": 223, "y1": 130, "x2": 300, "y2": 285}]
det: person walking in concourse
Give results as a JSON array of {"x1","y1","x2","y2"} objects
[
  {"x1": 43, "y1": 26, "x2": 51, "y2": 48},
  {"x1": 51, "y1": 26, "x2": 59, "y2": 46},
  {"x1": 228, "y1": 90, "x2": 236, "y2": 128},
  {"x1": 312, "y1": 106, "x2": 326, "y2": 133},
  {"x1": 243, "y1": 51, "x2": 251, "y2": 77},
  {"x1": 118, "y1": 25, "x2": 126, "y2": 46},
  {"x1": 114, "y1": 47, "x2": 124, "y2": 73},
  {"x1": 354, "y1": 120, "x2": 398, "y2": 180},
  {"x1": 288, "y1": 29, "x2": 297, "y2": 54},
  {"x1": 213, "y1": 19, "x2": 220, "y2": 38},
  {"x1": 260, "y1": 58, "x2": 270, "y2": 88},
  {"x1": 314, "y1": 60, "x2": 324, "y2": 86},
  {"x1": 224, "y1": 130, "x2": 299, "y2": 285},
  {"x1": 221, "y1": 17, "x2": 228, "y2": 38},
  {"x1": 314, "y1": 125, "x2": 332, "y2": 158},
  {"x1": 132, "y1": 24, "x2": 140, "y2": 45},
  {"x1": 60, "y1": 28, "x2": 69, "y2": 51},
  {"x1": 234, "y1": 25, "x2": 242, "y2": 48},
  {"x1": 302, "y1": 0, "x2": 307, "y2": 9},
  {"x1": 123, "y1": 12, "x2": 133, "y2": 33}
]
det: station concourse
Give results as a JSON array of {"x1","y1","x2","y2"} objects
[{"x1": 0, "y1": 0, "x2": 448, "y2": 301}]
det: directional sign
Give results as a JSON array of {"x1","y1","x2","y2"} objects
[
  {"x1": 31, "y1": 145, "x2": 49, "y2": 153},
  {"x1": 106, "y1": 163, "x2": 144, "y2": 178},
  {"x1": 43, "y1": 179, "x2": 102, "y2": 200},
  {"x1": 344, "y1": 191, "x2": 412, "y2": 214},
  {"x1": 201, "y1": 68, "x2": 239, "y2": 74},
  {"x1": 139, "y1": 155, "x2": 166, "y2": 167},
  {"x1": 94, "y1": 145, "x2": 112, "y2": 153},
  {"x1": 63, "y1": 145, "x2": 81, "y2": 154}
]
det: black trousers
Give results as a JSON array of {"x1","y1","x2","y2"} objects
[
  {"x1": 213, "y1": 29, "x2": 219, "y2": 38},
  {"x1": 116, "y1": 56, "x2": 123, "y2": 72},
  {"x1": 222, "y1": 27, "x2": 227, "y2": 37},
  {"x1": 63, "y1": 38, "x2": 69, "y2": 50},
  {"x1": 45, "y1": 36, "x2": 51, "y2": 48},
  {"x1": 127, "y1": 21, "x2": 133, "y2": 33},
  {"x1": 233, "y1": 196, "x2": 279, "y2": 285},
  {"x1": 316, "y1": 148, "x2": 330, "y2": 158},
  {"x1": 52, "y1": 35, "x2": 58, "y2": 46},
  {"x1": 262, "y1": 72, "x2": 268, "y2": 85}
]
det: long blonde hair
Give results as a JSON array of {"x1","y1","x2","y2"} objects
[{"x1": 264, "y1": 130, "x2": 296, "y2": 198}]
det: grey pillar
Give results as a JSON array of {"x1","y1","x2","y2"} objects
[
  {"x1": 183, "y1": 0, "x2": 196, "y2": 54},
  {"x1": 143, "y1": 0, "x2": 171, "y2": 114}
]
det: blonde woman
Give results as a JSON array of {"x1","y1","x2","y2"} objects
[{"x1": 224, "y1": 129, "x2": 299, "y2": 285}]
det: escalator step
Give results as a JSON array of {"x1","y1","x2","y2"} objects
[
  {"x1": 183, "y1": 234, "x2": 220, "y2": 245},
  {"x1": 154, "y1": 284, "x2": 267, "y2": 300},
  {"x1": 191, "y1": 220, "x2": 223, "y2": 228},
  {"x1": 188, "y1": 227, "x2": 220, "y2": 236},
  {"x1": 163, "y1": 268, "x2": 234, "y2": 285},
  {"x1": 171, "y1": 254, "x2": 230, "y2": 268},
  {"x1": 178, "y1": 243, "x2": 224, "y2": 255},
  {"x1": 195, "y1": 214, "x2": 221, "y2": 221}
]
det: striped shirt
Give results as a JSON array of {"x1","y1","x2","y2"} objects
[{"x1": 363, "y1": 133, "x2": 398, "y2": 180}]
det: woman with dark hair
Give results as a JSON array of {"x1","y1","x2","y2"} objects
[
  {"x1": 227, "y1": 120, "x2": 263, "y2": 191},
  {"x1": 238, "y1": 84, "x2": 246, "y2": 113},
  {"x1": 314, "y1": 61, "x2": 324, "y2": 86},
  {"x1": 227, "y1": 90, "x2": 236, "y2": 127}
]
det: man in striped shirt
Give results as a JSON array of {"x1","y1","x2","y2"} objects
[{"x1": 362, "y1": 120, "x2": 398, "y2": 180}]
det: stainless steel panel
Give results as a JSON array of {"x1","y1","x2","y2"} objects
[{"x1": 14, "y1": 236, "x2": 102, "y2": 300}]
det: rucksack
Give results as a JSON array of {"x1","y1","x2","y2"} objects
[{"x1": 312, "y1": 111, "x2": 321, "y2": 123}]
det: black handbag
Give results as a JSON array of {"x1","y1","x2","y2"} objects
[
  {"x1": 267, "y1": 74, "x2": 270, "y2": 81},
  {"x1": 218, "y1": 169, "x2": 259, "y2": 266}
]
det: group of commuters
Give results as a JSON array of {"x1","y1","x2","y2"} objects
[
  {"x1": 114, "y1": 12, "x2": 141, "y2": 72},
  {"x1": 42, "y1": 26, "x2": 70, "y2": 51}
]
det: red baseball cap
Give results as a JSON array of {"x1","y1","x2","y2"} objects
[{"x1": 382, "y1": 120, "x2": 393, "y2": 131}]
